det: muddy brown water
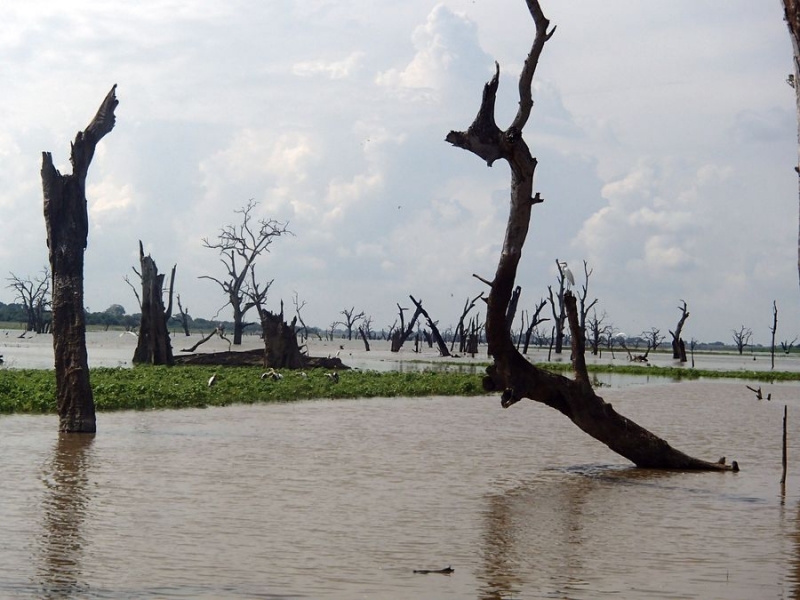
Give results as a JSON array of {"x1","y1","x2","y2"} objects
[{"x1": 2, "y1": 380, "x2": 800, "y2": 598}]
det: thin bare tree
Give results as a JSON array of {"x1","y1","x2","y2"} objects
[
  {"x1": 7, "y1": 268, "x2": 51, "y2": 333},
  {"x1": 731, "y1": 325, "x2": 752, "y2": 355},
  {"x1": 340, "y1": 306, "x2": 365, "y2": 341},
  {"x1": 201, "y1": 200, "x2": 290, "y2": 345}
]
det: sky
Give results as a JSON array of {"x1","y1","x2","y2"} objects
[{"x1": 0, "y1": 1, "x2": 796, "y2": 345}]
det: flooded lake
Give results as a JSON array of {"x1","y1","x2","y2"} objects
[{"x1": 2, "y1": 380, "x2": 800, "y2": 598}]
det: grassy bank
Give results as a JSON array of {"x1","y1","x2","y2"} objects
[
  {"x1": 2, "y1": 360, "x2": 798, "y2": 416},
  {"x1": 538, "y1": 362, "x2": 800, "y2": 382},
  {"x1": 0, "y1": 366, "x2": 485, "y2": 414}
]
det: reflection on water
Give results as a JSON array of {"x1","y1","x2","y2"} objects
[
  {"x1": 37, "y1": 434, "x2": 94, "y2": 598},
  {"x1": 1, "y1": 382, "x2": 800, "y2": 598}
]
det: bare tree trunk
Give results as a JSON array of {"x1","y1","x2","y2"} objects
[
  {"x1": 446, "y1": 2, "x2": 734, "y2": 470},
  {"x1": 783, "y1": 0, "x2": 800, "y2": 287},
  {"x1": 390, "y1": 303, "x2": 422, "y2": 352},
  {"x1": 261, "y1": 303, "x2": 304, "y2": 369},
  {"x1": 409, "y1": 295, "x2": 450, "y2": 357},
  {"x1": 358, "y1": 327, "x2": 371, "y2": 351},
  {"x1": 175, "y1": 294, "x2": 191, "y2": 336},
  {"x1": 133, "y1": 241, "x2": 175, "y2": 365},
  {"x1": 451, "y1": 292, "x2": 483, "y2": 353},
  {"x1": 670, "y1": 300, "x2": 690, "y2": 362},
  {"x1": 42, "y1": 84, "x2": 118, "y2": 433}
]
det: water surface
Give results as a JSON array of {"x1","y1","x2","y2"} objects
[{"x1": 2, "y1": 381, "x2": 800, "y2": 598}]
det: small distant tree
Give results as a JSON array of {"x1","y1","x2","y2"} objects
[
  {"x1": 7, "y1": 268, "x2": 51, "y2": 333},
  {"x1": 781, "y1": 337, "x2": 798, "y2": 354},
  {"x1": 641, "y1": 327, "x2": 665, "y2": 352},
  {"x1": 547, "y1": 259, "x2": 570, "y2": 354},
  {"x1": 770, "y1": 300, "x2": 778, "y2": 370},
  {"x1": 201, "y1": 200, "x2": 290, "y2": 345},
  {"x1": 175, "y1": 294, "x2": 191, "y2": 336},
  {"x1": 576, "y1": 260, "x2": 598, "y2": 342},
  {"x1": 340, "y1": 306, "x2": 365, "y2": 340},
  {"x1": 731, "y1": 325, "x2": 752, "y2": 355},
  {"x1": 586, "y1": 310, "x2": 608, "y2": 356}
]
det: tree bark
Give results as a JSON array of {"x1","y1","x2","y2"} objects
[
  {"x1": 409, "y1": 295, "x2": 450, "y2": 357},
  {"x1": 446, "y1": 2, "x2": 734, "y2": 470},
  {"x1": 42, "y1": 84, "x2": 118, "y2": 433},
  {"x1": 133, "y1": 241, "x2": 175, "y2": 365},
  {"x1": 670, "y1": 300, "x2": 690, "y2": 362},
  {"x1": 261, "y1": 304, "x2": 304, "y2": 369},
  {"x1": 783, "y1": 0, "x2": 800, "y2": 287}
]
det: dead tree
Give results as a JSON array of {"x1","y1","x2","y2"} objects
[
  {"x1": 446, "y1": 2, "x2": 734, "y2": 470},
  {"x1": 731, "y1": 325, "x2": 752, "y2": 356},
  {"x1": 358, "y1": 327, "x2": 371, "y2": 351},
  {"x1": 521, "y1": 299, "x2": 548, "y2": 354},
  {"x1": 7, "y1": 268, "x2": 51, "y2": 333},
  {"x1": 390, "y1": 302, "x2": 422, "y2": 352},
  {"x1": 641, "y1": 327, "x2": 665, "y2": 352},
  {"x1": 175, "y1": 294, "x2": 191, "y2": 336},
  {"x1": 132, "y1": 241, "x2": 175, "y2": 366},
  {"x1": 260, "y1": 302, "x2": 305, "y2": 369},
  {"x1": 451, "y1": 292, "x2": 483, "y2": 353},
  {"x1": 771, "y1": 300, "x2": 778, "y2": 370},
  {"x1": 340, "y1": 307, "x2": 365, "y2": 341},
  {"x1": 409, "y1": 295, "x2": 450, "y2": 357},
  {"x1": 41, "y1": 84, "x2": 118, "y2": 433},
  {"x1": 292, "y1": 292, "x2": 309, "y2": 342},
  {"x1": 546, "y1": 259, "x2": 569, "y2": 354},
  {"x1": 200, "y1": 200, "x2": 290, "y2": 345},
  {"x1": 669, "y1": 300, "x2": 690, "y2": 362},
  {"x1": 577, "y1": 260, "x2": 598, "y2": 341},
  {"x1": 783, "y1": 0, "x2": 800, "y2": 286},
  {"x1": 586, "y1": 310, "x2": 609, "y2": 356}
]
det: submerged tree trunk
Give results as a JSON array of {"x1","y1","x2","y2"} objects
[
  {"x1": 41, "y1": 84, "x2": 118, "y2": 434},
  {"x1": 133, "y1": 241, "x2": 175, "y2": 365},
  {"x1": 446, "y1": 2, "x2": 734, "y2": 470}
]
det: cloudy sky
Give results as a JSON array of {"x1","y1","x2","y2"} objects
[{"x1": 0, "y1": 1, "x2": 796, "y2": 344}]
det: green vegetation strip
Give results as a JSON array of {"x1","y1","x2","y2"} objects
[
  {"x1": 537, "y1": 362, "x2": 800, "y2": 382},
  {"x1": 0, "y1": 367, "x2": 485, "y2": 415},
  {"x1": 2, "y1": 361, "x2": 799, "y2": 416}
]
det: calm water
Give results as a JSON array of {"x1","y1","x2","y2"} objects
[{"x1": 2, "y1": 381, "x2": 800, "y2": 599}]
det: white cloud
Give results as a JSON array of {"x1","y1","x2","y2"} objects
[
  {"x1": 0, "y1": 0, "x2": 795, "y2": 344},
  {"x1": 292, "y1": 51, "x2": 365, "y2": 79}
]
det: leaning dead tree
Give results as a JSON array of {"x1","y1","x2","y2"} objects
[
  {"x1": 409, "y1": 295, "x2": 450, "y2": 357},
  {"x1": 446, "y1": 2, "x2": 734, "y2": 470},
  {"x1": 132, "y1": 241, "x2": 175, "y2": 366},
  {"x1": 390, "y1": 302, "x2": 422, "y2": 352},
  {"x1": 42, "y1": 84, "x2": 118, "y2": 433}
]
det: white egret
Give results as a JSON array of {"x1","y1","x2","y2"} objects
[
  {"x1": 558, "y1": 261, "x2": 575, "y2": 287},
  {"x1": 207, "y1": 373, "x2": 217, "y2": 387}
]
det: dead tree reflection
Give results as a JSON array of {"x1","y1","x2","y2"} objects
[{"x1": 36, "y1": 434, "x2": 94, "y2": 599}]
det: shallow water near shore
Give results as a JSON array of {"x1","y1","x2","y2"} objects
[{"x1": 2, "y1": 380, "x2": 800, "y2": 598}]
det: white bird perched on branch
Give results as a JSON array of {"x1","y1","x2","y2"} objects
[{"x1": 558, "y1": 261, "x2": 575, "y2": 288}]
